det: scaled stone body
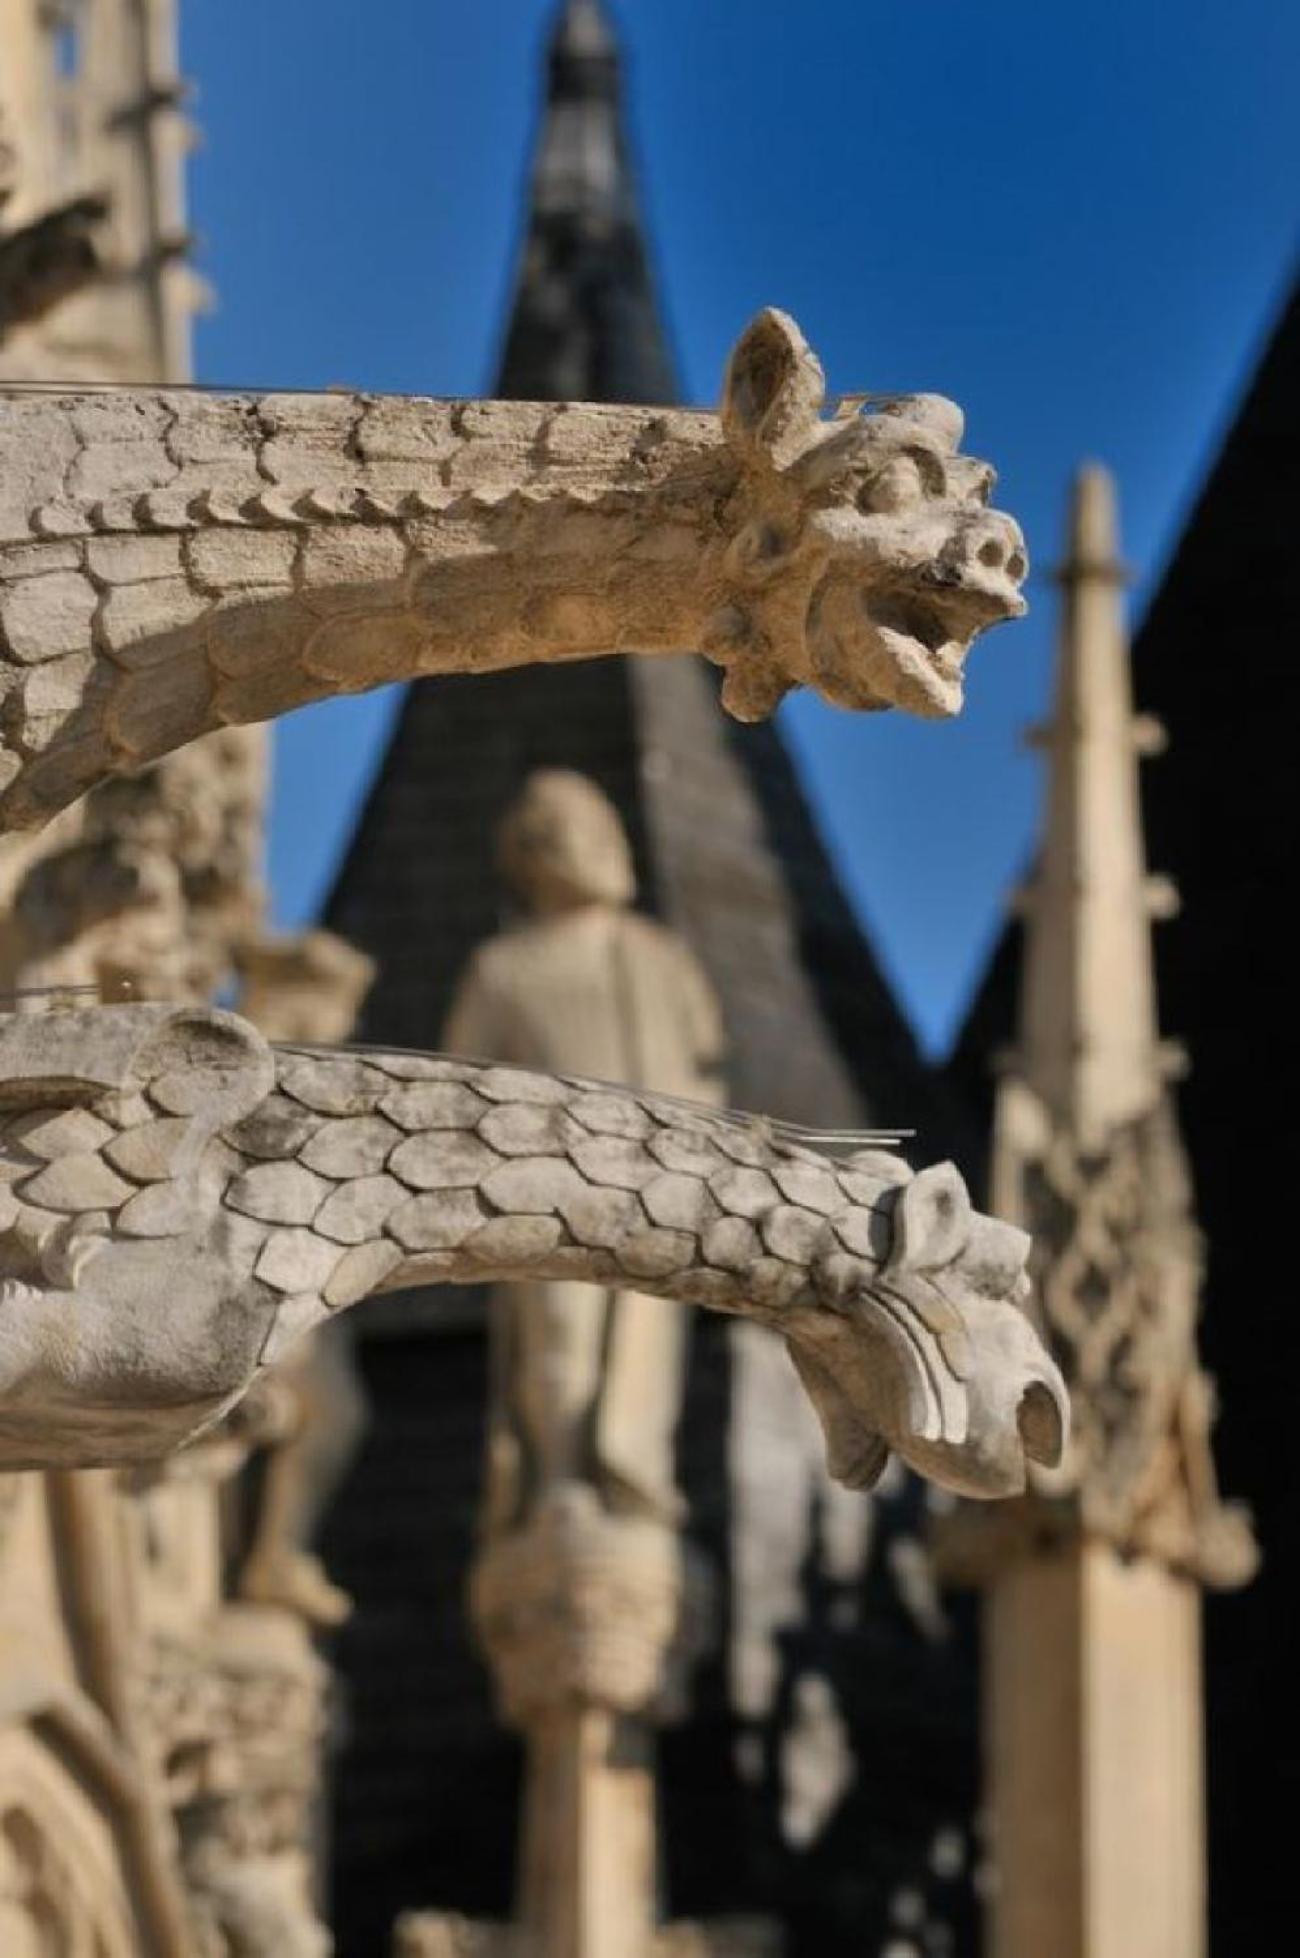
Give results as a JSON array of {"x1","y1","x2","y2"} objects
[
  {"x1": 230, "y1": 924, "x2": 376, "y2": 1629},
  {"x1": 0, "y1": 1001, "x2": 1066, "y2": 1495},
  {"x1": 0, "y1": 312, "x2": 1028, "y2": 831}
]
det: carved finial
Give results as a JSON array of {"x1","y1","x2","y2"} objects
[{"x1": 1015, "y1": 463, "x2": 1162, "y2": 1144}]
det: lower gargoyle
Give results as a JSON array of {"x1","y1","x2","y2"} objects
[{"x1": 0, "y1": 1003, "x2": 1066, "y2": 1492}]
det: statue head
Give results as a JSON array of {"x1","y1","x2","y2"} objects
[
  {"x1": 497, "y1": 770, "x2": 635, "y2": 915},
  {"x1": 712, "y1": 309, "x2": 1029, "y2": 721}
]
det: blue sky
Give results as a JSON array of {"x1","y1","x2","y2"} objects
[{"x1": 184, "y1": 0, "x2": 1298, "y2": 1054}]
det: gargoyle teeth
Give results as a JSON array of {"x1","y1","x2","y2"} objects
[{"x1": 869, "y1": 596, "x2": 966, "y2": 665}]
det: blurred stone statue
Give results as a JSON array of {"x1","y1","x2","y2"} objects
[
  {"x1": 444, "y1": 769, "x2": 725, "y2": 1532},
  {"x1": 235, "y1": 928, "x2": 377, "y2": 1628},
  {"x1": 2, "y1": 727, "x2": 268, "y2": 1004}
]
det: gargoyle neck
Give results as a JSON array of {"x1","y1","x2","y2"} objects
[
  {"x1": 409, "y1": 464, "x2": 731, "y2": 674},
  {"x1": 0, "y1": 392, "x2": 741, "y2": 831}
]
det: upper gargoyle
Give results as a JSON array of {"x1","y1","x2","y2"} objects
[
  {"x1": 0, "y1": 1003, "x2": 1065, "y2": 1492},
  {"x1": 0, "y1": 309, "x2": 1026, "y2": 832}
]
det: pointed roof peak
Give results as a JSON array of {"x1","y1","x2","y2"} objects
[
  {"x1": 496, "y1": 0, "x2": 676, "y2": 404},
  {"x1": 550, "y1": 0, "x2": 618, "y2": 65},
  {"x1": 532, "y1": 0, "x2": 627, "y2": 227},
  {"x1": 1070, "y1": 461, "x2": 1117, "y2": 561},
  {"x1": 1057, "y1": 461, "x2": 1126, "y2": 584}
]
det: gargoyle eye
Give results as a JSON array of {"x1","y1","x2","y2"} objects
[{"x1": 858, "y1": 453, "x2": 931, "y2": 515}]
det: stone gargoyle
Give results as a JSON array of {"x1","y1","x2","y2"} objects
[
  {"x1": 0, "y1": 309, "x2": 1027, "y2": 831},
  {"x1": 0, "y1": 1003, "x2": 1066, "y2": 1493}
]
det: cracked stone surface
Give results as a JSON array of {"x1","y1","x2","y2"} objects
[
  {"x1": 0, "y1": 311, "x2": 1028, "y2": 832},
  {"x1": 0, "y1": 1003, "x2": 1066, "y2": 1493}
]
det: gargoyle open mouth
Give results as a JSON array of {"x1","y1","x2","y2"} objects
[
  {"x1": 808, "y1": 577, "x2": 1025, "y2": 719},
  {"x1": 871, "y1": 594, "x2": 973, "y2": 701}
]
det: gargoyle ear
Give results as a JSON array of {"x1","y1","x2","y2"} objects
[
  {"x1": 722, "y1": 309, "x2": 825, "y2": 469},
  {"x1": 886, "y1": 1163, "x2": 972, "y2": 1275}
]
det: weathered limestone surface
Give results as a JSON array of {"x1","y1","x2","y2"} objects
[
  {"x1": 0, "y1": 1000, "x2": 1066, "y2": 1490},
  {"x1": 0, "y1": 311, "x2": 1028, "y2": 831},
  {"x1": 141, "y1": 1603, "x2": 331, "y2": 1958}
]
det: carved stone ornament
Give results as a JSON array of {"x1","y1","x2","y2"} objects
[
  {"x1": 0, "y1": 1001, "x2": 1066, "y2": 1493},
  {"x1": 934, "y1": 1098, "x2": 1255, "y2": 1589},
  {"x1": 138, "y1": 1603, "x2": 331, "y2": 1958},
  {"x1": 0, "y1": 195, "x2": 107, "y2": 341},
  {"x1": 470, "y1": 1490, "x2": 713, "y2": 1725},
  {"x1": 0, "y1": 100, "x2": 107, "y2": 344},
  {"x1": 0, "y1": 310, "x2": 1028, "y2": 832}
]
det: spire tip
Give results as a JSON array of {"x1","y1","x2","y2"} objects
[
  {"x1": 1068, "y1": 462, "x2": 1119, "y2": 571},
  {"x1": 551, "y1": 0, "x2": 617, "y2": 60}
]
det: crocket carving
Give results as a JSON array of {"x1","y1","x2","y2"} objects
[
  {"x1": 0, "y1": 310, "x2": 1027, "y2": 831},
  {"x1": 0, "y1": 1003, "x2": 1065, "y2": 1492}
]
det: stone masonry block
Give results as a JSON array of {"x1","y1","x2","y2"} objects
[{"x1": 186, "y1": 528, "x2": 298, "y2": 591}]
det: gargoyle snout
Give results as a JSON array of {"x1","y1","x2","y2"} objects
[{"x1": 943, "y1": 511, "x2": 1029, "y2": 616}]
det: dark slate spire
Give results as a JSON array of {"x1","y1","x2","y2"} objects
[{"x1": 496, "y1": 0, "x2": 677, "y2": 404}]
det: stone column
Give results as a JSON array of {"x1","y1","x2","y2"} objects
[
  {"x1": 474, "y1": 1502, "x2": 703, "y2": 1958},
  {"x1": 936, "y1": 468, "x2": 1255, "y2": 1958},
  {"x1": 981, "y1": 1542, "x2": 1208, "y2": 1958}
]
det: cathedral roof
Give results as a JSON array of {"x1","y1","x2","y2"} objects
[{"x1": 493, "y1": 0, "x2": 677, "y2": 405}]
